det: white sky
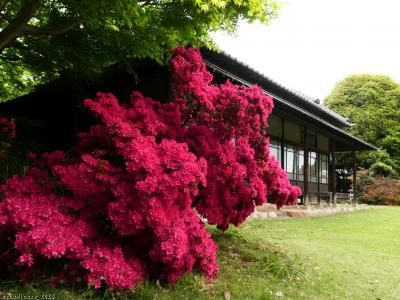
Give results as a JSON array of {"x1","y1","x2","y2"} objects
[{"x1": 212, "y1": 0, "x2": 400, "y2": 102}]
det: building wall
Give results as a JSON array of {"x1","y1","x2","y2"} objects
[
  {"x1": 0, "y1": 63, "x2": 171, "y2": 152},
  {"x1": 268, "y1": 113, "x2": 331, "y2": 196}
]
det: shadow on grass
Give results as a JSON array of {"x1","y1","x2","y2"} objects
[
  {"x1": 211, "y1": 228, "x2": 310, "y2": 282},
  {"x1": 0, "y1": 228, "x2": 310, "y2": 300}
]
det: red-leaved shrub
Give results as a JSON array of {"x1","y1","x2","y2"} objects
[
  {"x1": 361, "y1": 176, "x2": 400, "y2": 206},
  {"x1": 0, "y1": 48, "x2": 301, "y2": 290}
]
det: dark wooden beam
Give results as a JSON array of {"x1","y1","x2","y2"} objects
[
  {"x1": 331, "y1": 139, "x2": 337, "y2": 207},
  {"x1": 280, "y1": 118, "x2": 285, "y2": 169},
  {"x1": 352, "y1": 149, "x2": 357, "y2": 207},
  {"x1": 317, "y1": 151, "x2": 321, "y2": 206},
  {"x1": 303, "y1": 128, "x2": 309, "y2": 207}
]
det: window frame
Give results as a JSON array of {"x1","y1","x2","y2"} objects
[{"x1": 267, "y1": 118, "x2": 330, "y2": 185}]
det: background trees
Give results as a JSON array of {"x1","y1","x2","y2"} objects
[
  {"x1": 325, "y1": 74, "x2": 400, "y2": 177},
  {"x1": 0, "y1": 0, "x2": 280, "y2": 100},
  {"x1": 325, "y1": 74, "x2": 400, "y2": 204},
  {"x1": 325, "y1": 74, "x2": 400, "y2": 146}
]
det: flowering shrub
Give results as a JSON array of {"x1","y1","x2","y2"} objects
[
  {"x1": 0, "y1": 117, "x2": 16, "y2": 158},
  {"x1": 170, "y1": 48, "x2": 301, "y2": 229},
  {"x1": 0, "y1": 48, "x2": 301, "y2": 290}
]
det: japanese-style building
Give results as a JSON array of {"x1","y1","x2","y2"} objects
[
  {"x1": 201, "y1": 49, "x2": 377, "y2": 205},
  {"x1": 0, "y1": 49, "x2": 377, "y2": 205}
]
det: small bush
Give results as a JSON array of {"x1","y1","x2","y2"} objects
[
  {"x1": 360, "y1": 177, "x2": 400, "y2": 205},
  {"x1": 369, "y1": 161, "x2": 398, "y2": 178}
]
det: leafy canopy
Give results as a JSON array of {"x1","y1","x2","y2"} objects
[
  {"x1": 325, "y1": 74, "x2": 400, "y2": 145},
  {"x1": 325, "y1": 74, "x2": 400, "y2": 175},
  {"x1": 0, "y1": 0, "x2": 280, "y2": 101}
]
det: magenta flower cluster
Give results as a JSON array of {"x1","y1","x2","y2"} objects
[
  {"x1": 170, "y1": 48, "x2": 301, "y2": 229},
  {"x1": 0, "y1": 48, "x2": 301, "y2": 290}
]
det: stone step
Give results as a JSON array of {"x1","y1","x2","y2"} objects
[{"x1": 249, "y1": 205, "x2": 369, "y2": 220}]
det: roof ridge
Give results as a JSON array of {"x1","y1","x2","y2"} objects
[{"x1": 209, "y1": 49, "x2": 351, "y2": 126}]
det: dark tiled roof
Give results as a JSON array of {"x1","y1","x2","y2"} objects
[
  {"x1": 201, "y1": 49, "x2": 351, "y2": 128},
  {"x1": 201, "y1": 48, "x2": 377, "y2": 151}
]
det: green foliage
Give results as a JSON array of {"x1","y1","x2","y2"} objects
[
  {"x1": 325, "y1": 74, "x2": 400, "y2": 145},
  {"x1": 0, "y1": 0, "x2": 280, "y2": 101},
  {"x1": 357, "y1": 150, "x2": 400, "y2": 177},
  {"x1": 325, "y1": 74, "x2": 400, "y2": 173},
  {"x1": 369, "y1": 161, "x2": 398, "y2": 178},
  {"x1": 381, "y1": 132, "x2": 400, "y2": 157},
  {"x1": 360, "y1": 149, "x2": 391, "y2": 165}
]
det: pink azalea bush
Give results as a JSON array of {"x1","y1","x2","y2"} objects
[
  {"x1": 0, "y1": 48, "x2": 301, "y2": 290},
  {"x1": 171, "y1": 48, "x2": 301, "y2": 230}
]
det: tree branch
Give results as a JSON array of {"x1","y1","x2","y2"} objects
[
  {"x1": 4, "y1": 39, "x2": 29, "y2": 51},
  {"x1": 0, "y1": 0, "x2": 42, "y2": 50},
  {"x1": 21, "y1": 17, "x2": 82, "y2": 36},
  {"x1": 0, "y1": 12, "x2": 12, "y2": 23},
  {"x1": 0, "y1": 0, "x2": 7, "y2": 12},
  {"x1": 138, "y1": 0, "x2": 159, "y2": 6}
]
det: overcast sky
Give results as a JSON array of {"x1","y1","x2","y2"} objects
[{"x1": 212, "y1": 0, "x2": 400, "y2": 102}]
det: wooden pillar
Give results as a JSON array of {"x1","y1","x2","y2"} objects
[
  {"x1": 303, "y1": 128, "x2": 309, "y2": 207},
  {"x1": 317, "y1": 152, "x2": 321, "y2": 206},
  {"x1": 280, "y1": 118, "x2": 285, "y2": 169},
  {"x1": 330, "y1": 139, "x2": 337, "y2": 207},
  {"x1": 352, "y1": 149, "x2": 357, "y2": 207},
  {"x1": 280, "y1": 140, "x2": 285, "y2": 170}
]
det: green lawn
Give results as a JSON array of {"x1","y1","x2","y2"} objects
[
  {"x1": 242, "y1": 206, "x2": 400, "y2": 299},
  {"x1": 1, "y1": 206, "x2": 400, "y2": 299}
]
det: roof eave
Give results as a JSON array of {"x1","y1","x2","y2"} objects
[
  {"x1": 203, "y1": 58, "x2": 378, "y2": 151},
  {"x1": 202, "y1": 49, "x2": 352, "y2": 127}
]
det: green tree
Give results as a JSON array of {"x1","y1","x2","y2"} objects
[
  {"x1": 325, "y1": 74, "x2": 400, "y2": 175},
  {"x1": 325, "y1": 74, "x2": 400, "y2": 145},
  {"x1": 0, "y1": 0, "x2": 280, "y2": 101}
]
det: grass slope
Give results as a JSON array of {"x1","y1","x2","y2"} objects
[{"x1": 1, "y1": 207, "x2": 399, "y2": 299}]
